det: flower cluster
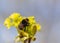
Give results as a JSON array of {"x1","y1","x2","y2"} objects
[
  {"x1": 4, "y1": 12, "x2": 41, "y2": 43},
  {"x1": 4, "y1": 12, "x2": 41, "y2": 31}
]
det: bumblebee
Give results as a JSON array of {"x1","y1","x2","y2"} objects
[
  {"x1": 18, "y1": 18, "x2": 29, "y2": 30},
  {"x1": 4, "y1": 13, "x2": 41, "y2": 43}
]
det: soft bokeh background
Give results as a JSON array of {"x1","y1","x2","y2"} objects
[{"x1": 0, "y1": 0, "x2": 60, "y2": 43}]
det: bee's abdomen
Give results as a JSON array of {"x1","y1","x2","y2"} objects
[{"x1": 18, "y1": 23, "x2": 24, "y2": 30}]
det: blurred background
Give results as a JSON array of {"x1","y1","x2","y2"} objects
[{"x1": 0, "y1": 0, "x2": 60, "y2": 43}]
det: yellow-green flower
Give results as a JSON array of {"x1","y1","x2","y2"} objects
[
  {"x1": 9, "y1": 13, "x2": 21, "y2": 20},
  {"x1": 28, "y1": 16, "x2": 36, "y2": 24},
  {"x1": 36, "y1": 24, "x2": 41, "y2": 31},
  {"x1": 9, "y1": 13, "x2": 23, "y2": 27},
  {"x1": 4, "y1": 18, "x2": 11, "y2": 29},
  {"x1": 4, "y1": 12, "x2": 23, "y2": 28},
  {"x1": 4, "y1": 12, "x2": 41, "y2": 43}
]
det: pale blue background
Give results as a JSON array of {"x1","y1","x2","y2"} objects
[{"x1": 0, "y1": 0, "x2": 60, "y2": 43}]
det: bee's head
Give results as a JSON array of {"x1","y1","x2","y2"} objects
[{"x1": 21, "y1": 18, "x2": 29, "y2": 27}]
